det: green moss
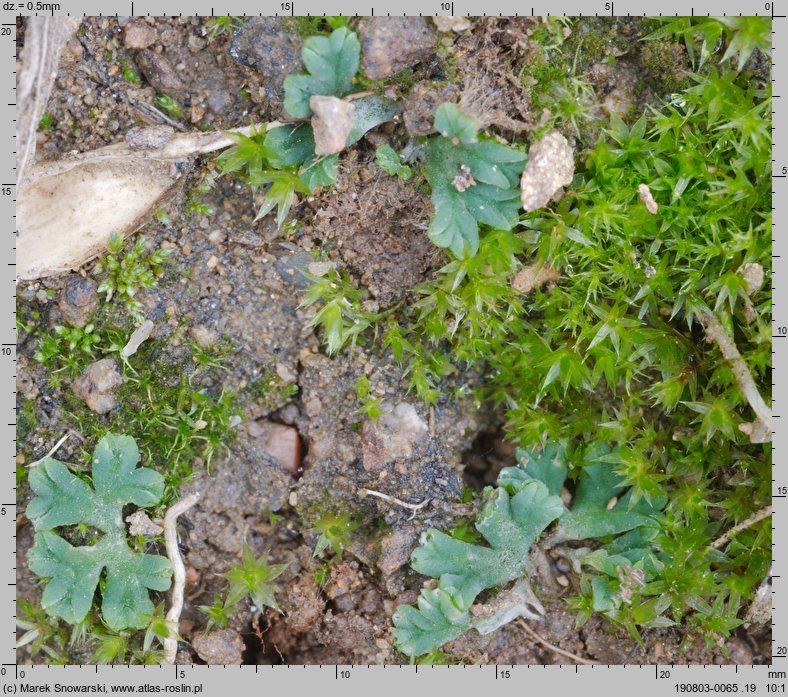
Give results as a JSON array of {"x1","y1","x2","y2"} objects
[
  {"x1": 282, "y1": 16, "x2": 348, "y2": 38},
  {"x1": 310, "y1": 512, "x2": 360, "y2": 558},
  {"x1": 306, "y1": 54, "x2": 772, "y2": 644},
  {"x1": 17, "y1": 398, "x2": 38, "y2": 441},
  {"x1": 282, "y1": 16, "x2": 325, "y2": 37},
  {"x1": 37, "y1": 112, "x2": 55, "y2": 132},
  {"x1": 118, "y1": 57, "x2": 141, "y2": 85},
  {"x1": 16, "y1": 599, "x2": 72, "y2": 663},
  {"x1": 54, "y1": 336, "x2": 241, "y2": 508},
  {"x1": 205, "y1": 16, "x2": 243, "y2": 42},
  {"x1": 93, "y1": 232, "x2": 172, "y2": 324},
  {"x1": 641, "y1": 39, "x2": 690, "y2": 93},
  {"x1": 559, "y1": 18, "x2": 646, "y2": 74},
  {"x1": 530, "y1": 25, "x2": 555, "y2": 48},
  {"x1": 564, "y1": 19, "x2": 616, "y2": 72},
  {"x1": 521, "y1": 20, "x2": 603, "y2": 144},
  {"x1": 292, "y1": 488, "x2": 335, "y2": 527},
  {"x1": 153, "y1": 94, "x2": 183, "y2": 120},
  {"x1": 530, "y1": 17, "x2": 573, "y2": 52},
  {"x1": 355, "y1": 374, "x2": 382, "y2": 420},
  {"x1": 246, "y1": 370, "x2": 299, "y2": 411},
  {"x1": 527, "y1": 61, "x2": 566, "y2": 89},
  {"x1": 355, "y1": 65, "x2": 422, "y2": 94}
]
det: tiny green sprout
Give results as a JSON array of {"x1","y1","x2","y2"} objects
[
  {"x1": 32, "y1": 334, "x2": 60, "y2": 366},
  {"x1": 310, "y1": 512, "x2": 359, "y2": 558},
  {"x1": 140, "y1": 603, "x2": 178, "y2": 655},
  {"x1": 375, "y1": 144, "x2": 413, "y2": 180},
  {"x1": 54, "y1": 324, "x2": 99, "y2": 354},
  {"x1": 313, "y1": 563, "x2": 332, "y2": 588},
  {"x1": 90, "y1": 628, "x2": 130, "y2": 665},
  {"x1": 184, "y1": 171, "x2": 218, "y2": 218},
  {"x1": 355, "y1": 374, "x2": 382, "y2": 421},
  {"x1": 448, "y1": 520, "x2": 482, "y2": 544},
  {"x1": 94, "y1": 232, "x2": 173, "y2": 324},
  {"x1": 153, "y1": 94, "x2": 184, "y2": 119},
  {"x1": 186, "y1": 200, "x2": 214, "y2": 217},
  {"x1": 155, "y1": 209, "x2": 171, "y2": 226},
  {"x1": 16, "y1": 307, "x2": 37, "y2": 336},
  {"x1": 205, "y1": 16, "x2": 243, "y2": 43},
  {"x1": 33, "y1": 324, "x2": 100, "y2": 376},
  {"x1": 37, "y1": 112, "x2": 55, "y2": 132},
  {"x1": 300, "y1": 267, "x2": 381, "y2": 355},
  {"x1": 416, "y1": 649, "x2": 461, "y2": 666},
  {"x1": 15, "y1": 599, "x2": 68, "y2": 662},
  {"x1": 457, "y1": 486, "x2": 475, "y2": 504},
  {"x1": 119, "y1": 59, "x2": 141, "y2": 85},
  {"x1": 198, "y1": 594, "x2": 234, "y2": 631},
  {"x1": 325, "y1": 16, "x2": 351, "y2": 30},
  {"x1": 221, "y1": 544, "x2": 288, "y2": 613}
]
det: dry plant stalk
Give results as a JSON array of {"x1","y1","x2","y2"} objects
[
  {"x1": 360, "y1": 488, "x2": 430, "y2": 521},
  {"x1": 709, "y1": 505, "x2": 772, "y2": 551},
  {"x1": 517, "y1": 619, "x2": 597, "y2": 665},
  {"x1": 162, "y1": 492, "x2": 200, "y2": 665},
  {"x1": 701, "y1": 311, "x2": 772, "y2": 443},
  {"x1": 17, "y1": 16, "x2": 79, "y2": 184},
  {"x1": 17, "y1": 123, "x2": 279, "y2": 281}
]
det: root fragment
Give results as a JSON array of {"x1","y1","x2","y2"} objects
[
  {"x1": 27, "y1": 431, "x2": 72, "y2": 468},
  {"x1": 709, "y1": 505, "x2": 772, "y2": 551},
  {"x1": 517, "y1": 619, "x2": 597, "y2": 665},
  {"x1": 700, "y1": 311, "x2": 772, "y2": 443},
  {"x1": 162, "y1": 493, "x2": 200, "y2": 665},
  {"x1": 360, "y1": 488, "x2": 430, "y2": 520}
]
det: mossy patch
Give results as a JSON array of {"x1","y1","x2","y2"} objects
[
  {"x1": 51, "y1": 334, "x2": 241, "y2": 507},
  {"x1": 17, "y1": 398, "x2": 39, "y2": 442},
  {"x1": 641, "y1": 38, "x2": 691, "y2": 93}
]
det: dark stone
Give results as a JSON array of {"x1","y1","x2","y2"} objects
[
  {"x1": 358, "y1": 17, "x2": 435, "y2": 81},
  {"x1": 228, "y1": 18, "x2": 303, "y2": 104},
  {"x1": 58, "y1": 275, "x2": 99, "y2": 327}
]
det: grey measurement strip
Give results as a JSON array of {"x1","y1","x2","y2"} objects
[
  {"x1": 4, "y1": 1, "x2": 15, "y2": 683},
  {"x1": 9, "y1": 1, "x2": 785, "y2": 17},
  {"x1": 5, "y1": 2, "x2": 784, "y2": 696}
]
